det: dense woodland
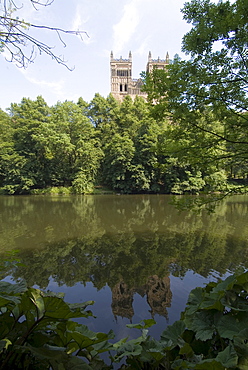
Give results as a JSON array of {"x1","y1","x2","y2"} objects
[
  {"x1": 0, "y1": 91, "x2": 247, "y2": 195},
  {"x1": 0, "y1": 0, "x2": 247, "y2": 196}
]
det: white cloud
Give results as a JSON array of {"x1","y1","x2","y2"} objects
[
  {"x1": 71, "y1": 4, "x2": 93, "y2": 45},
  {"x1": 30, "y1": 78, "x2": 64, "y2": 96},
  {"x1": 112, "y1": 0, "x2": 140, "y2": 54},
  {"x1": 19, "y1": 69, "x2": 64, "y2": 97},
  {"x1": 136, "y1": 38, "x2": 150, "y2": 57},
  {"x1": 72, "y1": 5, "x2": 89, "y2": 30}
]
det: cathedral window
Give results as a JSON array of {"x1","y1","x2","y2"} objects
[{"x1": 117, "y1": 70, "x2": 129, "y2": 77}]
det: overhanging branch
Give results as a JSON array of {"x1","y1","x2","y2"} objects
[{"x1": 0, "y1": 0, "x2": 89, "y2": 69}]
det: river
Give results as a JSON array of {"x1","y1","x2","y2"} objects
[{"x1": 0, "y1": 194, "x2": 247, "y2": 340}]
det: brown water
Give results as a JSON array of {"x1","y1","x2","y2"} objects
[{"x1": 0, "y1": 194, "x2": 248, "y2": 339}]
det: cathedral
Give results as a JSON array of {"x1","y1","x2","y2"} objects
[{"x1": 110, "y1": 51, "x2": 169, "y2": 102}]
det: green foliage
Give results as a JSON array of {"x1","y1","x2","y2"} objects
[
  {"x1": 143, "y1": 0, "x2": 248, "y2": 198},
  {"x1": 72, "y1": 169, "x2": 95, "y2": 194},
  {"x1": 0, "y1": 280, "x2": 114, "y2": 369},
  {"x1": 1, "y1": 272, "x2": 248, "y2": 368},
  {"x1": 0, "y1": 84, "x2": 247, "y2": 195}
]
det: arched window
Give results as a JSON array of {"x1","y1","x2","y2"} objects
[
  {"x1": 125, "y1": 84, "x2": 127, "y2": 92},
  {"x1": 120, "y1": 84, "x2": 123, "y2": 92}
]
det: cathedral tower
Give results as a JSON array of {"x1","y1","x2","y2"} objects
[
  {"x1": 110, "y1": 51, "x2": 132, "y2": 101},
  {"x1": 110, "y1": 51, "x2": 169, "y2": 102}
]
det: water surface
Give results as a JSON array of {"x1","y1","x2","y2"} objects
[{"x1": 0, "y1": 194, "x2": 247, "y2": 339}]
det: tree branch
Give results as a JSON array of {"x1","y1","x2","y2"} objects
[{"x1": 0, "y1": 1, "x2": 89, "y2": 69}]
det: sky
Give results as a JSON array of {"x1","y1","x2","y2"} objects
[{"x1": 0, "y1": 0, "x2": 191, "y2": 111}]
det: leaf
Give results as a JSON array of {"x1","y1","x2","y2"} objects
[
  {"x1": 29, "y1": 288, "x2": 45, "y2": 319},
  {"x1": 233, "y1": 328, "x2": 248, "y2": 365},
  {"x1": 43, "y1": 296, "x2": 91, "y2": 319},
  {"x1": 216, "y1": 344, "x2": 238, "y2": 368},
  {"x1": 234, "y1": 271, "x2": 248, "y2": 286},
  {"x1": 114, "y1": 342, "x2": 143, "y2": 362},
  {"x1": 185, "y1": 287, "x2": 205, "y2": 315},
  {"x1": 111, "y1": 337, "x2": 128, "y2": 350},
  {"x1": 200, "y1": 292, "x2": 224, "y2": 311},
  {"x1": 0, "y1": 281, "x2": 27, "y2": 306},
  {"x1": 185, "y1": 311, "x2": 216, "y2": 341},
  {"x1": 0, "y1": 338, "x2": 12, "y2": 352},
  {"x1": 194, "y1": 359, "x2": 225, "y2": 370},
  {"x1": 126, "y1": 318, "x2": 156, "y2": 330},
  {"x1": 0, "y1": 280, "x2": 27, "y2": 295},
  {"x1": 212, "y1": 274, "x2": 236, "y2": 294},
  {"x1": 0, "y1": 294, "x2": 20, "y2": 306},
  {"x1": 172, "y1": 359, "x2": 195, "y2": 369},
  {"x1": 62, "y1": 356, "x2": 92, "y2": 370},
  {"x1": 217, "y1": 315, "x2": 248, "y2": 340},
  {"x1": 68, "y1": 300, "x2": 94, "y2": 311},
  {"x1": 161, "y1": 320, "x2": 186, "y2": 348},
  {"x1": 179, "y1": 342, "x2": 194, "y2": 357}
]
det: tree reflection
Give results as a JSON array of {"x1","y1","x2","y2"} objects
[{"x1": 1, "y1": 194, "x2": 248, "y2": 321}]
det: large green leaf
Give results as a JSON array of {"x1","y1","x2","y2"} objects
[
  {"x1": 25, "y1": 344, "x2": 92, "y2": 369},
  {"x1": 199, "y1": 292, "x2": 224, "y2": 311},
  {"x1": 184, "y1": 311, "x2": 218, "y2": 341},
  {"x1": 0, "y1": 294, "x2": 20, "y2": 306},
  {"x1": 172, "y1": 358, "x2": 196, "y2": 369},
  {"x1": 114, "y1": 341, "x2": 143, "y2": 362},
  {"x1": 161, "y1": 320, "x2": 186, "y2": 348},
  {"x1": 0, "y1": 279, "x2": 27, "y2": 307},
  {"x1": 212, "y1": 274, "x2": 236, "y2": 294},
  {"x1": 215, "y1": 344, "x2": 238, "y2": 368},
  {"x1": 194, "y1": 359, "x2": 225, "y2": 370},
  {"x1": 217, "y1": 315, "x2": 248, "y2": 340},
  {"x1": 29, "y1": 288, "x2": 45, "y2": 319},
  {"x1": 185, "y1": 287, "x2": 205, "y2": 315},
  {"x1": 233, "y1": 328, "x2": 248, "y2": 369},
  {"x1": 233, "y1": 271, "x2": 248, "y2": 286},
  {"x1": 0, "y1": 280, "x2": 27, "y2": 295},
  {"x1": 179, "y1": 342, "x2": 194, "y2": 357},
  {"x1": 43, "y1": 296, "x2": 92, "y2": 319}
]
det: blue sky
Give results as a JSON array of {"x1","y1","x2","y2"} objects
[{"x1": 0, "y1": 0, "x2": 191, "y2": 110}]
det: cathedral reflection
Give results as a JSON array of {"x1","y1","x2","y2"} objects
[{"x1": 111, "y1": 275, "x2": 172, "y2": 321}]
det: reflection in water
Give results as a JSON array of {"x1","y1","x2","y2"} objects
[
  {"x1": 112, "y1": 276, "x2": 172, "y2": 320},
  {"x1": 0, "y1": 194, "x2": 248, "y2": 333}
]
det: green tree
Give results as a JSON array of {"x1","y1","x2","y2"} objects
[
  {"x1": 101, "y1": 133, "x2": 135, "y2": 192},
  {"x1": 1, "y1": 97, "x2": 103, "y2": 193},
  {"x1": 144, "y1": 0, "x2": 248, "y2": 187},
  {"x1": 3, "y1": 96, "x2": 52, "y2": 193},
  {"x1": 132, "y1": 118, "x2": 165, "y2": 192},
  {"x1": 0, "y1": 109, "x2": 13, "y2": 188},
  {"x1": 49, "y1": 100, "x2": 103, "y2": 192},
  {"x1": 87, "y1": 93, "x2": 119, "y2": 129}
]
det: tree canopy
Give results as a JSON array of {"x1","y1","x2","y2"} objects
[
  {"x1": 0, "y1": 0, "x2": 247, "y2": 196},
  {"x1": 144, "y1": 0, "x2": 248, "y2": 190}
]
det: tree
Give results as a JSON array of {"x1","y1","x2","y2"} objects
[
  {"x1": 2, "y1": 96, "x2": 52, "y2": 193},
  {"x1": 144, "y1": 0, "x2": 248, "y2": 188},
  {"x1": 0, "y1": 0, "x2": 87, "y2": 69},
  {"x1": 0, "y1": 109, "x2": 14, "y2": 189},
  {"x1": 48, "y1": 100, "x2": 103, "y2": 192},
  {"x1": 101, "y1": 132, "x2": 135, "y2": 192}
]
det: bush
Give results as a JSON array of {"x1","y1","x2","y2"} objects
[{"x1": 1, "y1": 271, "x2": 248, "y2": 369}]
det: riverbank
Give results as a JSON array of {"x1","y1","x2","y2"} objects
[{"x1": 0, "y1": 180, "x2": 247, "y2": 196}]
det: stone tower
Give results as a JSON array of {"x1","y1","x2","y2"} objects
[
  {"x1": 110, "y1": 51, "x2": 169, "y2": 102},
  {"x1": 146, "y1": 51, "x2": 170, "y2": 74}
]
